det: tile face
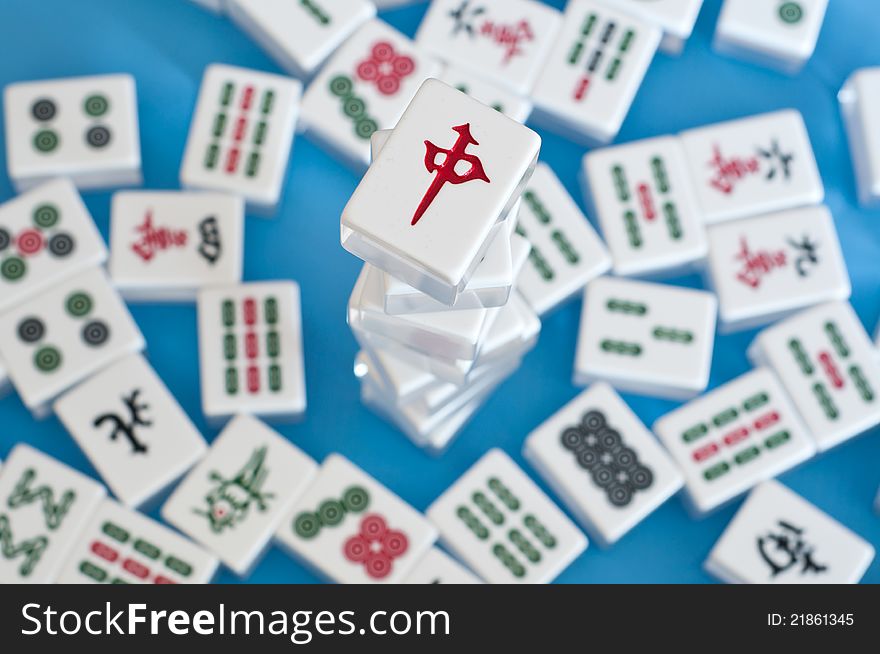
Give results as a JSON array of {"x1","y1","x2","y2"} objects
[
  {"x1": 653, "y1": 369, "x2": 815, "y2": 515},
  {"x1": 198, "y1": 281, "x2": 306, "y2": 422},
  {"x1": 706, "y1": 206, "x2": 850, "y2": 332},
  {"x1": 583, "y1": 136, "x2": 707, "y2": 277},
  {"x1": 300, "y1": 19, "x2": 441, "y2": 171},
  {"x1": 840, "y1": 67, "x2": 880, "y2": 207},
  {"x1": 402, "y1": 547, "x2": 481, "y2": 584},
  {"x1": 679, "y1": 110, "x2": 824, "y2": 224},
  {"x1": 162, "y1": 415, "x2": 317, "y2": 576},
  {"x1": 0, "y1": 444, "x2": 105, "y2": 584},
  {"x1": 0, "y1": 178, "x2": 107, "y2": 314},
  {"x1": 427, "y1": 449, "x2": 587, "y2": 584},
  {"x1": 574, "y1": 277, "x2": 717, "y2": 400},
  {"x1": 516, "y1": 163, "x2": 610, "y2": 316},
  {"x1": 227, "y1": 0, "x2": 376, "y2": 78},
  {"x1": 714, "y1": 0, "x2": 829, "y2": 73},
  {"x1": 415, "y1": 0, "x2": 562, "y2": 95},
  {"x1": 109, "y1": 191, "x2": 244, "y2": 302},
  {"x1": 342, "y1": 78, "x2": 540, "y2": 304},
  {"x1": 56, "y1": 499, "x2": 219, "y2": 584},
  {"x1": 53, "y1": 355, "x2": 208, "y2": 509},
  {"x1": 531, "y1": 0, "x2": 661, "y2": 145},
  {"x1": 605, "y1": 0, "x2": 704, "y2": 52},
  {"x1": 524, "y1": 383, "x2": 683, "y2": 546},
  {"x1": 4, "y1": 74, "x2": 141, "y2": 192},
  {"x1": 440, "y1": 65, "x2": 533, "y2": 124},
  {"x1": 748, "y1": 302, "x2": 880, "y2": 452},
  {"x1": 180, "y1": 64, "x2": 302, "y2": 214},
  {"x1": 276, "y1": 454, "x2": 437, "y2": 583},
  {"x1": 0, "y1": 267, "x2": 145, "y2": 415},
  {"x1": 706, "y1": 481, "x2": 874, "y2": 584}
]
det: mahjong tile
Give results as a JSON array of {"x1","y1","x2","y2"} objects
[
  {"x1": 653, "y1": 368, "x2": 815, "y2": 516},
  {"x1": 679, "y1": 110, "x2": 824, "y2": 224},
  {"x1": 0, "y1": 267, "x2": 145, "y2": 417},
  {"x1": 582, "y1": 136, "x2": 707, "y2": 278},
  {"x1": 427, "y1": 449, "x2": 586, "y2": 583},
  {"x1": 179, "y1": 64, "x2": 302, "y2": 215},
  {"x1": 415, "y1": 0, "x2": 562, "y2": 95},
  {"x1": 53, "y1": 354, "x2": 208, "y2": 509},
  {"x1": 197, "y1": 281, "x2": 306, "y2": 422},
  {"x1": 440, "y1": 65, "x2": 533, "y2": 123},
  {"x1": 530, "y1": 0, "x2": 661, "y2": 145},
  {"x1": 275, "y1": 454, "x2": 437, "y2": 583},
  {"x1": 227, "y1": 0, "x2": 376, "y2": 79},
  {"x1": 524, "y1": 383, "x2": 683, "y2": 546},
  {"x1": 516, "y1": 163, "x2": 610, "y2": 316},
  {"x1": 604, "y1": 0, "x2": 704, "y2": 54},
  {"x1": 4, "y1": 74, "x2": 141, "y2": 191},
  {"x1": 706, "y1": 480, "x2": 874, "y2": 584},
  {"x1": 161, "y1": 414, "x2": 317, "y2": 576},
  {"x1": 0, "y1": 444, "x2": 105, "y2": 584},
  {"x1": 355, "y1": 349, "x2": 442, "y2": 407},
  {"x1": 403, "y1": 547, "x2": 482, "y2": 584},
  {"x1": 574, "y1": 277, "x2": 717, "y2": 400},
  {"x1": 109, "y1": 191, "x2": 244, "y2": 302},
  {"x1": 342, "y1": 78, "x2": 540, "y2": 305},
  {"x1": 714, "y1": 0, "x2": 829, "y2": 74},
  {"x1": 299, "y1": 19, "x2": 441, "y2": 171},
  {"x1": 748, "y1": 302, "x2": 880, "y2": 452},
  {"x1": 0, "y1": 178, "x2": 107, "y2": 314},
  {"x1": 840, "y1": 67, "x2": 880, "y2": 207},
  {"x1": 706, "y1": 206, "x2": 850, "y2": 332},
  {"x1": 0, "y1": 358, "x2": 8, "y2": 394},
  {"x1": 55, "y1": 499, "x2": 218, "y2": 584}
]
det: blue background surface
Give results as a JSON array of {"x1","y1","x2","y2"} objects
[{"x1": 0, "y1": 0, "x2": 878, "y2": 584}]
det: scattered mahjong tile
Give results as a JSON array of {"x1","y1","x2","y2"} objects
[
  {"x1": 439, "y1": 64, "x2": 533, "y2": 124},
  {"x1": 839, "y1": 67, "x2": 880, "y2": 207},
  {"x1": 605, "y1": 0, "x2": 705, "y2": 54},
  {"x1": 402, "y1": 547, "x2": 482, "y2": 584}
]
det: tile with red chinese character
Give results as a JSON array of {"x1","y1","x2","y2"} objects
[
  {"x1": 679, "y1": 109, "x2": 824, "y2": 225},
  {"x1": 299, "y1": 19, "x2": 441, "y2": 172},
  {"x1": 109, "y1": 191, "x2": 244, "y2": 303},
  {"x1": 706, "y1": 205, "x2": 850, "y2": 332},
  {"x1": 180, "y1": 64, "x2": 302, "y2": 215},
  {"x1": 530, "y1": 0, "x2": 661, "y2": 145},
  {"x1": 342, "y1": 78, "x2": 540, "y2": 305},
  {"x1": 748, "y1": 302, "x2": 880, "y2": 452},
  {"x1": 403, "y1": 547, "x2": 482, "y2": 584},
  {"x1": 607, "y1": 0, "x2": 704, "y2": 54},
  {"x1": 275, "y1": 454, "x2": 437, "y2": 584},
  {"x1": 439, "y1": 65, "x2": 533, "y2": 124},
  {"x1": 415, "y1": 0, "x2": 562, "y2": 95},
  {"x1": 56, "y1": 498, "x2": 219, "y2": 584}
]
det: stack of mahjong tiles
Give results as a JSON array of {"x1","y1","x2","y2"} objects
[{"x1": 341, "y1": 79, "x2": 542, "y2": 454}]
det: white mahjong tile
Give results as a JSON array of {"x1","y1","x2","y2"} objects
[
  {"x1": 582, "y1": 136, "x2": 707, "y2": 278},
  {"x1": 162, "y1": 414, "x2": 317, "y2": 576},
  {"x1": 342, "y1": 79, "x2": 540, "y2": 305},
  {"x1": 574, "y1": 277, "x2": 717, "y2": 400},
  {"x1": 180, "y1": 64, "x2": 302, "y2": 215},
  {"x1": 706, "y1": 206, "x2": 850, "y2": 332},
  {"x1": 355, "y1": 349, "x2": 442, "y2": 406},
  {"x1": 0, "y1": 444, "x2": 105, "y2": 584},
  {"x1": 531, "y1": 0, "x2": 661, "y2": 145},
  {"x1": 653, "y1": 368, "x2": 815, "y2": 516},
  {"x1": 300, "y1": 19, "x2": 441, "y2": 171},
  {"x1": 840, "y1": 67, "x2": 880, "y2": 207},
  {"x1": 0, "y1": 358, "x2": 8, "y2": 394},
  {"x1": 440, "y1": 65, "x2": 533, "y2": 123},
  {"x1": 109, "y1": 191, "x2": 244, "y2": 302},
  {"x1": 275, "y1": 454, "x2": 437, "y2": 583},
  {"x1": 197, "y1": 281, "x2": 306, "y2": 422},
  {"x1": 0, "y1": 267, "x2": 145, "y2": 417},
  {"x1": 56, "y1": 499, "x2": 219, "y2": 584},
  {"x1": 427, "y1": 449, "x2": 587, "y2": 583},
  {"x1": 403, "y1": 547, "x2": 482, "y2": 584},
  {"x1": 714, "y1": 0, "x2": 829, "y2": 74},
  {"x1": 524, "y1": 383, "x2": 683, "y2": 546},
  {"x1": 679, "y1": 110, "x2": 824, "y2": 225},
  {"x1": 4, "y1": 74, "x2": 141, "y2": 192},
  {"x1": 604, "y1": 0, "x2": 704, "y2": 54},
  {"x1": 517, "y1": 163, "x2": 610, "y2": 316},
  {"x1": 706, "y1": 480, "x2": 874, "y2": 584},
  {"x1": 53, "y1": 355, "x2": 208, "y2": 509},
  {"x1": 748, "y1": 302, "x2": 880, "y2": 452},
  {"x1": 415, "y1": 0, "x2": 562, "y2": 95},
  {"x1": 0, "y1": 178, "x2": 107, "y2": 314},
  {"x1": 227, "y1": 0, "x2": 376, "y2": 79}
]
